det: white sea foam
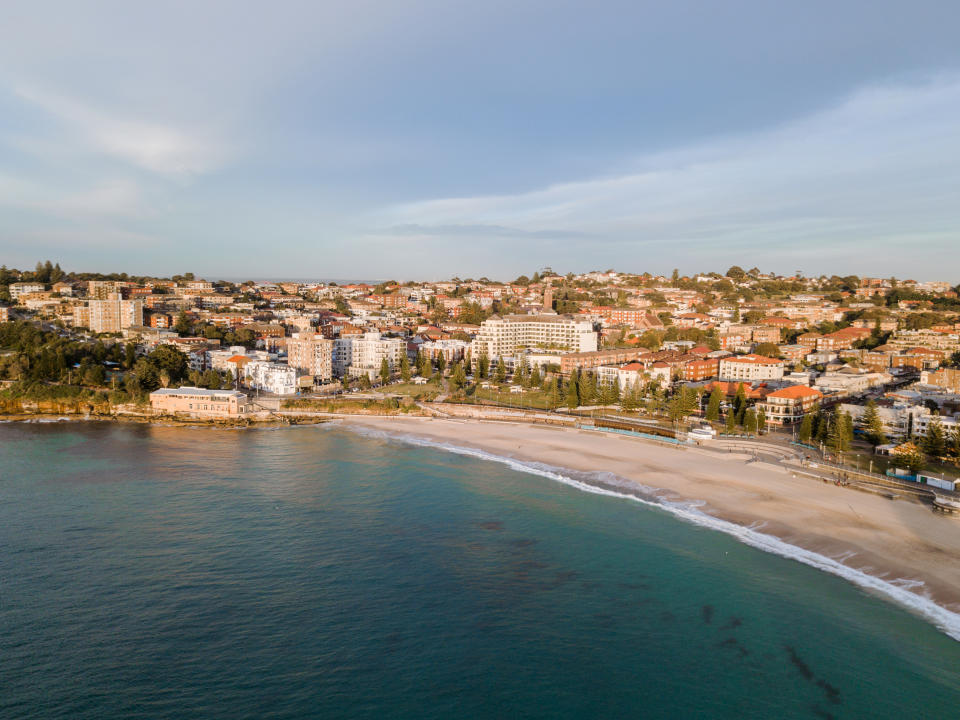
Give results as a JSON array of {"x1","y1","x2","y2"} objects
[{"x1": 342, "y1": 423, "x2": 960, "y2": 642}]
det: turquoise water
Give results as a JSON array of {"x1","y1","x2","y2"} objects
[{"x1": 1, "y1": 422, "x2": 959, "y2": 719}]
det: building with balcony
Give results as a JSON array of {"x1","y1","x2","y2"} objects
[
  {"x1": 718, "y1": 354, "x2": 784, "y2": 382},
  {"x1": 757, "y1": 386, "x2": 823, "y2": 426},
  {"x1": 286, "y1": 332, "x2": 334, "y2": 382},
  {"x1": 245, "y1": 360, "x2": 297, "y2": 395}
]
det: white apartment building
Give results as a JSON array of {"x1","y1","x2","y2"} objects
[
  {"x1": 596, "y1": 362, "x2": 647, "y2": 391},
  {"x1": 842, "y1": 403, "x2": 960, "y2": 442},
  {"x1": 471, "y1": 314, "x2": 597, "y2": 360},
  {"x1": 718, "y1": 354, "x2": 784, "y2": 382},
  {"x1": 207, "y1": 346, "x2": 251, "y2": 375},
  {"x1": 245, "y1": 360, "x2": 297, "y2": 395},
  {"x1": 814, "y1": 369, "x2": 891, "y2": 397},
  {"x1": 286, "y1": 332, "x2": 334, "y2": 382},
  {"x1": 334, "y1": 332, "x2": 405, "y2": 379},
  {"x1": 9, "y1": 282, "x2": 45, "y2": 301}
]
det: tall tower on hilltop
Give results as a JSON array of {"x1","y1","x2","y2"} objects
[{"x1": 543, "y1": 283, "x2": 553, "y2": 311}]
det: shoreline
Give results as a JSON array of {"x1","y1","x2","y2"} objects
[
  {"x1": 335, "y1": 415, "x2": 960, "y2": 639},
  {"x1": 0, "y1": 411, "x2": 325, "y2": 428}
]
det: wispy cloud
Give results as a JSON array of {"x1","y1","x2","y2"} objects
[
  {"x1": 385, "y1": 223, "x2": 595, "y2": 239},
  {"x1": 380, "y1": 75, "x2": 960, "y2": 271},
  {"x1": 0, "y1": 173, "x2": 144, "y2": 218},
  {"x1": 13, "y1": 84, "x2": 227, "y2": 176}
]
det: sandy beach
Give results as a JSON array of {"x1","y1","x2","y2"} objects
[{"x1": 341, "y1": 415, "x2": 960, "y2": 615}]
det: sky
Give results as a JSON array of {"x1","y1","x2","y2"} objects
[{"x1": 1, "y1": 0, "x2": 959, "y2": 281}]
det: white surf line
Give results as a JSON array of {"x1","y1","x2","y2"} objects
[{"x1": 340, "y1": 423, "x2": 960, "y2": 643}]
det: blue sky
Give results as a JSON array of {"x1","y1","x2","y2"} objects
[{"x1": 1, "y1": 0, "x2": 959, "y2": 280}]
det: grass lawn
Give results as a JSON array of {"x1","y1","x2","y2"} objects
[{"x1": 378, "y1": 381, "x2": 444, "y2": 401}]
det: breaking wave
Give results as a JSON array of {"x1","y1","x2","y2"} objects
[{"x1": 342, "y1": 423, "x2": 960, "y2": 643}]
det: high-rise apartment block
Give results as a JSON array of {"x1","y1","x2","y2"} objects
[
  {"x1": 286, "y1": 332, "x2": 334, "y2": 382},
  {"x1": 74, "y1": 293, "x2": 143, "y2": 333},
  {"x1": 334, "y1": 332, "x2": 405, "y2": 379},
  {"x1": 471, "y1": 314, "x2": 597, "y2": 360}
]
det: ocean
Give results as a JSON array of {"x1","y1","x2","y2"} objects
[{"x1": 2, "y1": 421, "x2": 959, "y2": 719}]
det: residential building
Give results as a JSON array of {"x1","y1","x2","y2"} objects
[
  {"x1": 814, "y1": 369, "x2": 891, "y2": 397},
  {"x1": 585, "y1": 306, "x2": 662, "y2": 328},
  {"x1": 922, "y1": 368, "x2": 960, "y2": 393},
  {"x1": 757, "y1": 386, "x2": 823, "y2": 426},
  {"x1": 419, "y1": 339, "x2": 469, "y2": 364},
  {"x1": 75, "y1": 293, "x2": 144, "y2": 333},
  {"x1": 87, "y1": 280, "x2": 124, "y2": 299},
  {"x1": 472, "y1": 314, "x2": 597, "y2": 361},
  {"x1": 843, "y1": 403, "x2": 960, "y2": 442},
  {"x1": 718, "y1": 354, "x2": 784, "y2": 382},
  {"x1": 286, "y1": 333, "x2": 334, "y2": 382},
  {"x1": 678, "y1": 357, "x2": 720, "y2": 382},
  {"x1": 597, "y1": 361, "x2": 647, "y2": 390},
  {"x1": 558, "y1": 348, "x2": 643, "y2": 376},
  {"x1": 245, "y1": 360, "x2": 298, "y2": 395},
  {"x1": 150, "y1": 387, "x2": 251, "y2": 417},
  {"x1": 335, "y1": 332, "x2": 405, "y2": 379},
  {"x1": 9, "y1": 282, "x2": 45, "y2": 301}
]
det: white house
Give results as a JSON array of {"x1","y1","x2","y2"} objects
[{"x1": 245, "y1": 360, "x2": 297, "y2": 395}]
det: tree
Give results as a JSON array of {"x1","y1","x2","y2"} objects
[
  {"x1": 451, "y1": 361, "x2": 467, "y2": 390},
  {"x1": 415, "y1": 350, "x2": 428, "y2": 377},
  {"x1": 128, "y1": 357, "x2": 160, "y2": 392},
  {"x1": 578, "y1": 371, "x2": 595, "y2": 406},
  {"x1": 733, "y1": 382, "x2": 747, "y2": 424},
  {"x1": 705, "y1": 384, "x2": 723, "y2": 422},
  {"x1": 529, "y1": 364, "x2": 541, "y2": 388},
  {"x1": 828, "y1": 408, "x2": 852, "y2": 454},
  {"x1": 494, "y1": 357, "x2": 507, "y2": 383},
  {"x1": 949, "y1": 426, "x2": 960, "y2": 459},
  {"x1": 754, "y1": 342, "x2": 781, "y2": 358},
  {"x1": 757, "y1": 408, "x2": 767, "y2": 434},
  {"x1": 380, "y1": 357, "x2": 391, "y2": 386},
  {"x1": 148, "y1": 345, "x2": 188, "y2": 384},
  {"x1": 400, "y1": 353, "x2": 411, "y2": 382},
  {"x1": 174, "y1": 311, "x2": 192, "y2": 335},
  {"x1": 862, "y1": 399, "x2": 887, "y2": 446},
  {"x1": 922, "y1": 418, "x2": 947, "y2": 458},
  {"x1": 669, "y1": 386, "x2": 693, "y2": 423},
  {"x1": 435, "y1": 353, "x2": 446, "y2": 375},
  {"x1": 726, "y1": 266, "x2": 747, "y2": 281},
  {"x1": 725, "y1": 410, "x2": 736, "y2": 435},
  {"x1": 743, "y1": 408, "x2": 758, "y2": 435},
  {"x1": 814, "y1": 407, "x2": 829, "y2": 444},
  {"x1": 516, "y1": 356, "x2": 529, "y2": 386},
  {"x1": 124, "y1": 342, "x2": 137, "y2": 369},
  {"x1": 360, "y1": 373, "x2": 372, "y2": 390},
  {"x1": 891, "y1": 442, "x2": 925, "y2": 476},
  {"x1": 83, "y1": 364, "x2": 106, "y2": 386},
  {"x1": 478, "y1": 351, "x2": 490, "y2": 379}
]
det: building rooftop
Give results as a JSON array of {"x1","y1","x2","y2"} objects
[
  {"x1": 151, "y1": 387, "x2": 245, "y2": 398},
  {"x1": 723, "y1": 354, "x2": 781, "y2": 364},
  {"x1": 765, "y1": 385, "x2": 823, "y2": 399}
]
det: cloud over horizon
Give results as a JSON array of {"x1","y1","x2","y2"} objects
[{"x1": 0, "y1": 1, "x2": 959, "y2": 280}]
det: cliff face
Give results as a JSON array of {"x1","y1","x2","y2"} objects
[{"x1": 0, "y1": 396, "x2": 118, "y2": 417}]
